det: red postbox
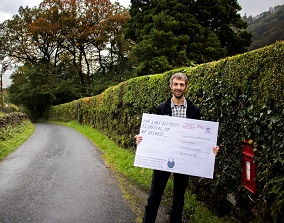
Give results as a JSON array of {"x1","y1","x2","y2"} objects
[{"x1": 242, "y1": 139, "x2": 256, "y2": 194}]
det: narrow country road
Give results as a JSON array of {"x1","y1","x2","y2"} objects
[{"x1": 0, "y1": 123, "x2": 136, "y2": 223}]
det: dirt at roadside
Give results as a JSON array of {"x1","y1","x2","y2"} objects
[{"x1": 114, "y1": 171, "x2": 170, "y2": 223}]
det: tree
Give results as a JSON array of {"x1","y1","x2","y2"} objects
[
  {"x1": 125, "y1": 0, "x2": 252, "y2": 75},
  {"x1": 2, "y1": 0, "x2": 134, "y2": 118},
  {"x1": 9, "y1": 61, "x2": 81, "y2": 119},
  {"x1": 0, "y1": 6, "x2": 42, "y2": 65},
  {"x1": 192, "y1": 0, "x2": 252, "y2": 55},
  {"x1": 1, "y1": 0, "x2": 132, "y2": 91},
  {"x1": 36, "y1": 0, "x2": 133, "y2": 89}
]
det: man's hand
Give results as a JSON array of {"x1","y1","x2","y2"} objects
[
  {"x1": 212, "y1": 146, "x2": 220, "y2": 155},
  {"x1": 134, "y1": 135, "x2": 143, "y2": 145}
]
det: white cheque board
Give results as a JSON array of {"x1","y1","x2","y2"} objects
[{"x1": 134, "y1": 113, "x2": 219, "y2": 179}]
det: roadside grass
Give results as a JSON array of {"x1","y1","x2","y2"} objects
[
  {"x1": 55, "y1": 120, "x2": 231, "y2": 223},
  {"x1": 0, "y1": 121, "x2": 34, "y2": 161}
]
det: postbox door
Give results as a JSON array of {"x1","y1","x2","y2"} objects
[{"x1": 242, "y1": 155, "x2": 256, "y2": 193}]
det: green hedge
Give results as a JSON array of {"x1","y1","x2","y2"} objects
[{"x1": 48, "y1": 41, "x2": 284, "y2": 222}]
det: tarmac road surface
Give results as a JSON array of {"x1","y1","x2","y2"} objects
[{"x1": 0, "y1": 123, "x2": 136, "y2": 223}]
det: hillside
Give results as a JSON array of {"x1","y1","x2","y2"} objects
[{"x1": 243, "y1": 4, "x2": 284, "y2": 51}]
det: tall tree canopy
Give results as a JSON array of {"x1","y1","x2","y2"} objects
[
  {"x1": 1, "y1": 0, "x2": 133, "y2": 118},
  {"x1": 125, "y1": 0, "x2": 252, "y2": 75},
  {"x1": 0, "y1": 0, "x2": 132, "y2": 90}
]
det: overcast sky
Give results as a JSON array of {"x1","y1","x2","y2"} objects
[
  {"x1": 1, "y1": 0, "x2": 284, "y2": 87},
  {"x1": 238, "y1": 0, "x2": 284, "y2": 16}
]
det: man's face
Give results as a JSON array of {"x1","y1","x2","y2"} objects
[{"x1": 170, "y1": 78, "x2": 187, "y2": 99}]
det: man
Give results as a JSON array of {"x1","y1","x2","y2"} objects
[{"x1": 135, "y1": 72, "x2": 219, "y2": 223}]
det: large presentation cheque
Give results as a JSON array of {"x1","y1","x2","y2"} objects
[{"x1": 134, "y1": 113, "x2": 219, "y2": 179}]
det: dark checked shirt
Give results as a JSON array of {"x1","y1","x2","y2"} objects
[{"x1": 171, "y1": 97, "x2": 187, "y2": 118}]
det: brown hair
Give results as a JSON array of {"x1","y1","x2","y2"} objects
[{"x1": 169, "y1": 72, "x2": 188, "y2": 85}]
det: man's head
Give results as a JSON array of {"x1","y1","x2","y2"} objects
[{"x1": 170, "y1": 73, "x2": 188, "y2": 99}]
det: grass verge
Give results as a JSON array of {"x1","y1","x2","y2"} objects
[
  {"x1": 0, "y1": 121, "x2": 34, "y2": 161},
  {"x1": 53, "y1": 120, "x2": 231, "y2": 223}
]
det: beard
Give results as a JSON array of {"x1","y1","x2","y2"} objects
[{"x1": 173, "y1": 91, "x2": 184, "y2": 99}]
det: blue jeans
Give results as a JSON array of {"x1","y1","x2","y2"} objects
[{"x1": 142, "y1": 170, "x2": 189, "y2": 223}]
